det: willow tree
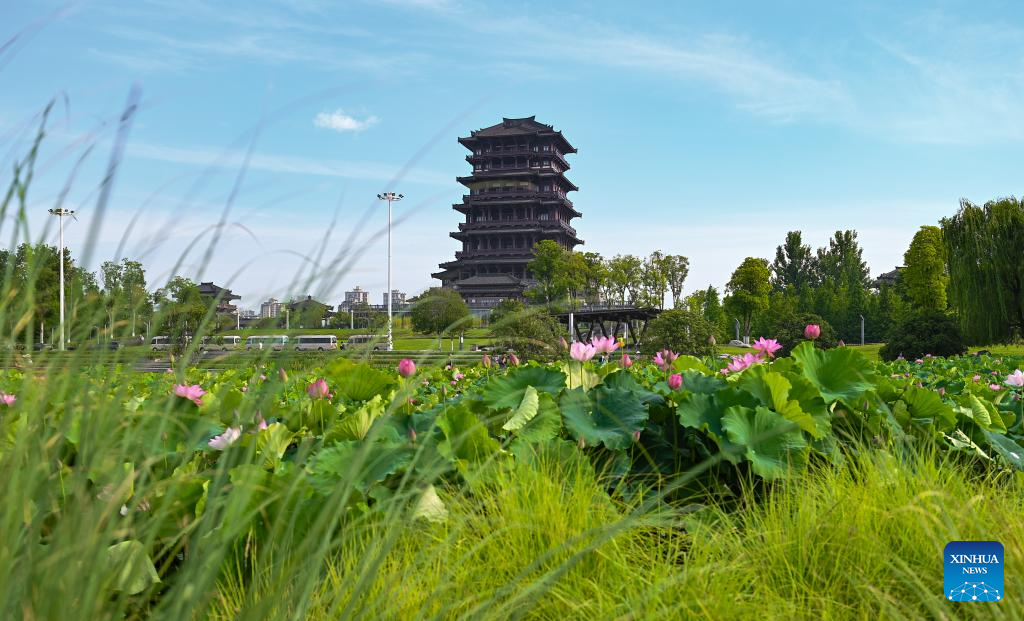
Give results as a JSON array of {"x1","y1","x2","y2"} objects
[{"x1": 942, "y1": 197, "x2": 1024, "y2": 344}]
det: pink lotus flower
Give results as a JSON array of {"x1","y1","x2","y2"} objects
[
  {"x1": 398, "y1": 358, "x2": 416, "y2": 378},
  {"x1": 620, "y1": 353, "x2": 633, "y2": 368},
  {"x1": 256, "y1": 414, "x2": 268, "y2": 430},
  {"x1": 173, "y1": 384, "x2": 206, "y2": 406},
  {"x1": 482, "y1": 354, "x2": 492, "y2": 368},
  {"x1": 409, "y1": 428, "x2": 417, "y2": 443},
  {"x1": 208, "y1": 427, "x2": 241, "y2": 450},
  {"x1": 591, "y1": 336, "x2": 620, "y2": 354},
  {"x1": 279, "y1": 368, "x2": 288, "y2": 382},
  {"x1": 307, "y1": 378, "x2": 329, "y2": 400},
  {"x1": 804, "y1": 324, "x2": 821, "y2": 340},
  {"x1": 0, "y1": 393, "x2": 15, "y2": 406},
  {"x1": 454, "y1": 372, "x2": 465, "y2": 381},
  {"x1": 559, "y1": 337, "x2": 568, "y2": 350},
  {"x1": 752, "y1": 337, "x2": 782, "y2": 358},
  {"x1": 838, "y1": 340, "x2": 846, "y2": 347},
  {"x1": 633, "y1": 430, "x2": 641, "y2": 442},
  {"x1": 570, "y1": 341, "x2": 597, "y2": 362},
  {"x1": 259, "y1": 374, "x2": 267, "y2": 382},
  {"x1": 653, "y1": 349, "x2": 679, "y2": 371},
  {"x1": 915, "y1": 359, "x2": 924, "y2": 365},
  {"x1": 726, "y1": 353, "x2": 763, "y2": 374},
  {"x1": 990, "y1": 384, "x2": 1003, "y2": 391},
  {"x1": 1006, "y1": 370, "x2": 1024, "y2": 388},
  {"x1": 972, "y1": 375, "x2": 981, "y2": 382},
  {"x1": 937, "y1": 387, "x2": 946, "y2": 396},
  {"x1": 509, "y1": 353, "x2": 520, "y2": 366},
  {"x1": 668, "y1": 373, "x2": 683, "y2": 390},
  {"x1": 450, "y1": 380, "x2": 457, "y2": 386}
]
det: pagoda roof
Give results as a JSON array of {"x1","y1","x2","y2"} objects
[
  {"x1": 460, "y1": 117, "x2": 576, "y2": 153},
  {"x1": 198, "y1": 281, "x2": 240, "y2": 301}
]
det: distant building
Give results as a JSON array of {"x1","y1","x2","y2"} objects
[
  {"x1": 344, "y1": 286, "x2": 369, "y2": 306},
  {"x1": 260, "y1": 298, "x2": 283, "y2": 318},
  {"x1": 197, "y1": 282, "x2": 240, "y2": 315},
  {"x1": 239, "y1": 309, "x2": 257, "y2": 319},
  {"x1": 874, "y1": 267, "x2": 903, "y2": 289},
  {"x1": 288, "y1": 295, "x2": 335, "y2": 327},
  {"x1": 382, "y1": 289, "x2": 407, "y2": 306}
]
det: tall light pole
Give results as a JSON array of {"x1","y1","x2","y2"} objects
[
  {"x1": 48, "y1": 208, "x2": 75, "y2": 351},
  {"x1": 377, "y1": 192, "x2": 403, "y2": 351}
]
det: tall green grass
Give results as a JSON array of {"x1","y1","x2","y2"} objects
[{"x1": 201, "y1": 448, "x2": 1024, "y2": 620}]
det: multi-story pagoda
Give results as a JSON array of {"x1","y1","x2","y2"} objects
[{"x1": 433, "y1": 116, "x2": 583, "y2": 308}]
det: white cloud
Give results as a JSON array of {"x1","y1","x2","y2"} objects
[{"x1": 313, "y1": 109, "x2": 379, "y2": 133}]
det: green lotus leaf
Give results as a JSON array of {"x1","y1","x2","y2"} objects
[
  {"x1": 721, "y1": 405, "x2": 808, "y2": 480},
  {"x1": 982, "y1": 431, "x2": 1024, "y2": 470},
  {"x1": 482, "y1": 366, "x2": 566, "y2": 411},
  {"x1": 900, "y1": 386, "x2": 956, "y2": 431},
  {"x1": 792, "y1": 341, "x2": 876, "y2": 404},
  {"x1": 560, "y1": 386, "x2": 647, "y2": 450},
  {"x1": 105, "y1": 540, "x2": 160, "y2": 595},
  {"x1": 437, "y1": 404, "x2": 501, "y2": 463},
  {"x1": 503, "y1": 385, "x2": 539, "y2": 432},
  {"x1": 511, "y1": 392, "x2": 562, "y2": 443}
]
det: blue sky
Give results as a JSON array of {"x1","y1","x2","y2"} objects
[{"x1": 2, "y1": 0, "x2": 1022, "y2": 310}]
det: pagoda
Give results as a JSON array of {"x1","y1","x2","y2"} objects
[{"x1": 432, "y1": 116, "x2": 583, "y2": 308}]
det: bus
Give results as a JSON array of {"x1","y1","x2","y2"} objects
[
  {"x1": 342, "y1": 334, "x2": 383, "y2": 351},
  {"x1": 151, "y1": 336, "x2": 172, "y2": 351},
  {"x1": 295, "y1": 335, "x2": 338, "y2": 351},
  {"x1": 199, "y1": 335, "x2": 242, "y2": 351},
  {"x1": 245, "y1": 335, "x2": 289, "y2": 351}
]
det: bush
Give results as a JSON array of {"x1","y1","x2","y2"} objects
[
  {"x1": 880, "y1": 310, "x2": 967, "y2": 361},
  {"x1": 410, "y1": 288, "x2": 471, "y2": 335},
  {"x1": 770, "y1": 312, "x2": 838, "y2": 356},
  {"x1": 642, "y1": 308, "x2": 717, "y2": 357},
  {"x1": 490, "y1": 305, "x2": 563, "y2": 361}
]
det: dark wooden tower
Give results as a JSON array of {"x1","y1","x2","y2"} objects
[{"x1": 432, "y1": 117, "x2": 582, "y2": 308}]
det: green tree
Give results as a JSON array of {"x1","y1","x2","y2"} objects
[
  {"x1": 663, "y1": 254, "x2": 690, "y2": 308},
  {"x1": 490, "y1": 303, "x2": 563, "y2": 361},
  {"x1": 607, "y1": 254, "x2": 643, "y2": 306},
  {"x1": 943, "y1": 197, "x2": 1024, "y2": 343},
  {"x1": 152, "y1": 277, "x2": 206, "y2": 341},
  {"x1": 527, "y1": 240, "x2": 568, "y2": 304},
  {"x1": 724, "y1": 257, "x2": 771, "y2": 340},
  {"x1": 641, "y1": 251, "x2": 670, "y2": 309},
  {"x1": 410, "y1": 287, "x2": 471, "y2": 335},
  {"x1": 641, "y1": 308, "x2": 717, "y2": 357},
  {"x1": 772, "y1": 231, "x2": 815, "y2": 291},
  {"x1": 901, "y1": 225, "x2": 947, "y2": 311}
]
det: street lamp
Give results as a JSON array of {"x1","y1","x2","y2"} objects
[
  {"x1": 48, "y1": 208, "x2": 75, "y2": 351},
  {"x1": 377, "y1": 192, "x2": 403, "y2": 352}
]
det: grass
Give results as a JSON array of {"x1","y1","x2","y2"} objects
[{"x1": 206, "y1": 447, "x2": 1024, "y2": 620}]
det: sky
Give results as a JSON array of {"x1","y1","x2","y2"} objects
[{"x1": 2, "y1": 0, "x2": 1022, "y2": 311}]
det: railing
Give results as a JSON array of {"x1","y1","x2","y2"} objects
[
  {"x1": 463, "y1": 191, "x2": 573, "y2": 207},
  {"x1": 454, "y1": 249, "x2": 533, "y2": 259},
  {"x1": 457, "y1": 220, "x2": 577, "y2": 237}
]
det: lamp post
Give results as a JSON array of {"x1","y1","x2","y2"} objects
[
  {"x1": 48, "y1": 208, "x2": 75, "y2": 351},
  {"x1": 377, "y1": 192, "x2": 403, "y2": 352}
]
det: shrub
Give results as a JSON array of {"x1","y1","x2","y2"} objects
[
  {"x1": 642, "y1": 308, "x2": 717, "y2": 357},
  {"x1": 490, "y1": 305, "x2": 563, "y2": 361},
  {"x1": 770, "y1": 312, "x2": 838, "y2": 356},
  {"x1": 410, "y1": 287, "x2": 471, "y2": 335},
  {"x1": 880, "y1": 310, "x2": 967, "y2": 361}
]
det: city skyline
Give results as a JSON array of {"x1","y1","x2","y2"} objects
[{"x1": 3, "y1": 1, "x2": 1022, "y2": 306}]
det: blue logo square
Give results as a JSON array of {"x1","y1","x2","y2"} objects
[{"x1": 945, "y1": 541, "x2": 1004, "y2": 601}]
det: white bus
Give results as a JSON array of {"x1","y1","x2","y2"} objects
[
  {"x1": 295, "y1": 335, "x2": 338, "y2": 351},
  {"x1": 151, "y1": 336, "x2": 172, "y2": 351},
  {"x1": 342, "y1": 334, "x2": 383, "y2": 351},
  {"x1": 199, "y1": 335, "x2": 242, "y2": 351},
  {"x1": 245, "y1": 335, "x2": 289, "y2": 351}
]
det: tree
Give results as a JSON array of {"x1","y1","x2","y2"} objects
[
  {"x1": 641, "y1": 308, "x2": 717, "y2": 357},
  {"x1": 816, "y1": 230, "x2": 870, "y2": 290},
  {"x1": 410, "y1": 287, "x2": 471, "y2": 335},
  {"x1": 902, "y1": 225, "x2": 947, "y2": 312},
  {"x1": 641, "y1": 251, "x2": 669, "y2": 309},
  {"x1": 526, "y1": 240, "x2": 567, "y2": 304},
  {"x1": 152, "y1": 277, "x2": 206, "y2": 340},
  {"x1": 724, "y1": 257, "x2": 771, "y2": 340},
  {"x1": 772, "y1": 231, "x2": 815, "y2": 291},
  {"x1": 100, "y1": 258, "x2": 151, "y2": 337},
  {"x1": 663, "y1": 254, "x2": 690, "y2": 308},
  {"x1": 606, "y1": 254, "x2": 643, "y2": 306},
  {"x1": 943, "y1": 197, "x2": 1024, "y2": 343},
  {"x1": 490, "y1": 303, "x2": 563, "y2": 360}
]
